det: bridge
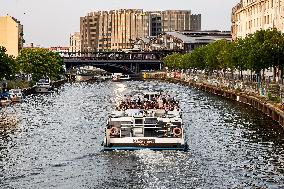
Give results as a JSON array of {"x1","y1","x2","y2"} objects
[{"x1": 61, "y1": 51, "x2": 169, "y2": 74}]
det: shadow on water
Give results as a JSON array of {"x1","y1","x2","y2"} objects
[{"x1": 0, "y1": 80, "x2": 283, "y2": 188}]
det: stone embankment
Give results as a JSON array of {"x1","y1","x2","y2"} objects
[{"x1": 143, "y1": 71, "x2": 284, "y2": 128}]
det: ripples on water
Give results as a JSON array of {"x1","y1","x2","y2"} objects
[{"x1": 0, "y1": 81, "x2": 283, "y2": 188}]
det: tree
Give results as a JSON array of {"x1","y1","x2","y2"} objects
[
  {"x1": 17, "y1": 48, "x2": 64, "y2": 81},
  {"x1": 164, "y1": 53, "x2": 183, "y2": 70},
  {"x1": 190, "y1": 46, "x2": 207, "y2": 71},
  {"x1": 0, "y1": 46, "x2": 17, "y2": 80},
  {"x1": 163, "y1": 28, "x2": 284, "y2": 82},
  {"x1": 181, "y1": 53, "x2": 192, "y2": 70},
  {"x1": 202, "y1": 40, "x2": 231, "y2": 75},
  {"x1": 232, "y1": 38, "x2": 250, "y2": 80}
]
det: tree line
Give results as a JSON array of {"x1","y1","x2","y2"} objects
[
  {"x1": 164, "y1": 29, "x2": 284, "y2": 82},
  {"x1": 0, "y1": 47, "x2": 64, "y2": 82}
]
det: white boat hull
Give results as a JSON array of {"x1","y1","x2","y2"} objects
[
  {"x1": 104, "y1": 137, "x2": 187, "y2": 151},
  {"x1": 35, "y1": 86, "x2": 51, "y2": 93}
]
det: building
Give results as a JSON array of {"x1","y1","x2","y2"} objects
[
  {"x1": 0, "y1": 15, "x2": 24, "y2": 57},
  {"x1": 80, "y1": 9, "x2": 148, "y2": 52},
  {"x1": 148, "y1": 11, "x2": 199, "y2": 36},
  {"x1": 232, "y1": 0, "x2": 284, "y2": 39},
  {"x1": 190, "y1": 14, "x2": 202, "y2": 31},
  {"x1": 69, "y1": 32, "x2": 81, "y2": 52},
  {"x1": 134, "y1": 31, "x2": 231, "y2": 52},
  {"x1": 80, "y1": 9, "x2": 201, "y2": 51},
  {"x1": 23, "y1": 43, "x2": 42, "y2": 49}
]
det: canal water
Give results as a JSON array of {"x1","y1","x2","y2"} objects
[{"x1": 0, "y1": 81, "x2": 284, "y2": 188}]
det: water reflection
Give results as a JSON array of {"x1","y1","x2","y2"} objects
[{"x1": 0, "y1": 80, "x2": 283, "y2": 188}]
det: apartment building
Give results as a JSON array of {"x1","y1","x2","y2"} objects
[
  {"x1": 190, "y1": 14, "x2": 202, "y2": 31},
  {"x1": 80, "y1": 9, "x2": 201, "y2": 51},
  {"x1": 232, "y1": 0, "x2": 284, "y2": 39},
  {"x1": 69, "y1": 32, "x2": 81, "y2": 52},
  {"x1": 80, "y1": 9, "x2": 149, "y2": 51},
  {"x1": 0, "y1": 15, "x2": 24, "y2": 57}
]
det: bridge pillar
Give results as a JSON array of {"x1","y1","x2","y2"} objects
[{"x1": 136, "y1": 63, "x2": 140, "y2": 73}]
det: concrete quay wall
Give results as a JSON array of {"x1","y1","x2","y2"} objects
[{"x1": 183, "y1": 79, "x2": 284, "y2": 128}]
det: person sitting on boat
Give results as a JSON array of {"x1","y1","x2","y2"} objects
[
  {"x1": 137, "y1": 97, "x2": 142, "y2": 105},
  {"x1": 157, "y1": 97, "x2": 163, "y2": 109},
  {"x1": 173, "y1": 105, "x2": 179, "y2": 111}
]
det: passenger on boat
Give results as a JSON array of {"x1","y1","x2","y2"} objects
[{"x1": 116, "y1": 94, "x2": 180, "y2": 112}]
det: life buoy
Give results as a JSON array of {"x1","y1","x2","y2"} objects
[
  {"x1": 110, "y1": 127, "x2": 119, "y2": 136},
  {"x1": 173, "y1": 127, "x2": 182, "y2": 137}
]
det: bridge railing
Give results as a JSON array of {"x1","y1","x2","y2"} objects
[{"x1": 60, "y1": 52, "x2": 165, "y2": 61}]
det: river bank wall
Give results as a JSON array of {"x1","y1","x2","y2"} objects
[{"x1": 143, "y1": 72, "x2": 284, "y2": 128}]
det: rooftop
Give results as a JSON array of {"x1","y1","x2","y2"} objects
[{"x1": 164, "y1": 31, "x2": 232, "y2": 44}]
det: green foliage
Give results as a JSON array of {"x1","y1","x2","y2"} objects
[
  {"x1": 0, "y1": 46, "x2": 18, "y2": 80},
  {"x1": 17, "y1": 48, "x2": 64, "y2": 81},
  {"x1": 164, "y1": 29, "x2": 284, "y2": 78},
  {"x1": 190, "y1": 46, "x2": 207, "y2": 70},
  {"x1": 164, "y1": 53, "x2": 183, "y2": 70},
  {"x1": 267, "y1": 92, "x2": 281, "y2": 103},
  {"x1": 231, "y1": 38, "x2": 249, "y2": 73},
  {"x1": 7, "y1": 80, "x2": 30, "y2": 89}
]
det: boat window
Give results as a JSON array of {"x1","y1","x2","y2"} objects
[
  {"x1": 171, "y1": 122, "x2": 181, "y2": 127},
  {"x1": 121, "y1": 127, "x2": 131, "y2": 137},
  {"x1": 135, "y1": 119, "x2": 143, "y2": 125},
  {"x1": 144, "y1": 118, "x2": 157, "y2": 124},
  {"x1": 109, "y1": 121, "x2": 132, "y2": 127}
]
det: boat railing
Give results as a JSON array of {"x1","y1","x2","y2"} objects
[
  {"x1": 118, "y1": 126, "x2": 184, "y2": 138},
  {"x1": 120, "y1": 123, "x2": 182, "y2": 129},
  {"x1": 120, "y1": 123, "x2": 158, "y2": 128}
]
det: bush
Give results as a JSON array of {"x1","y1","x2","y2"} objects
[{"x1": 7, "y1": 80, "x2": 31, "y2": 89}]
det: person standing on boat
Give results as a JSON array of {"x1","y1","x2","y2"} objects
[
  {"x1": 157, "y1": 97, "x2": 163, "y2": 109},
  {"x1": 2, "y1": 82, "x2": 7, "y2": 92}
]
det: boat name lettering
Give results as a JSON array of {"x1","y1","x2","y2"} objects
[{"x1": 133, "y1": 139, "x2": 155, "y2": 144}]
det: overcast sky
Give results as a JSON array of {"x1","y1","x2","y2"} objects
[{"x1": 0, "y1": 0, "x2": 240, "y2": 47}]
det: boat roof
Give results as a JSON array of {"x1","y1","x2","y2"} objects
[
  {"x1": 143, "y1": 91, "x2": 160, "y2": 95},
  {"x1": 9, "y1": 89, "x2": 21, "y2": 93},
  {"x1": 109, "y1": 117, "x2": 133, "y2": 122},
  {"x1": 38, "y1": 78, "x2": 50, "y2": 83}
]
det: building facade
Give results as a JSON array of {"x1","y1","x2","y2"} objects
[
  {"x1": 190, "y1": 14, "x2": 202, "y2": 31},
  {"x1": 80, "y1": 9, "x2": 201, "y2": 51},
  {"x1": 232, "y1": 0, "x2": 284, "y2": 39},
  {"x1": 69, "y1": 32, "x2": 81, "y2": 52},
  {"x1": 0, "y1": 16, "x2": 24, "y2": 57},
  {"x1": 80, "y1": 9, "x2": 149, "y2": 52}
]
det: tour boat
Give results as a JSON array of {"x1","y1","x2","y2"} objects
[
  {"x1": 35, "y1": 78, "x2": 52, "y2": 93},
  {"x1": 112, "y1": 73, "x2": 131, "y2": 82},
  {"x1": 103, "y1": 92, "x2": 187, "y2": 151},
  {"x1": 9, "y1": 89, "x2": 23, "y2": 102}
]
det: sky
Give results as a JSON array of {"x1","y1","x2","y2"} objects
[{"x1": 0, "y1": 0, "x2": 240, "y2": 47}]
